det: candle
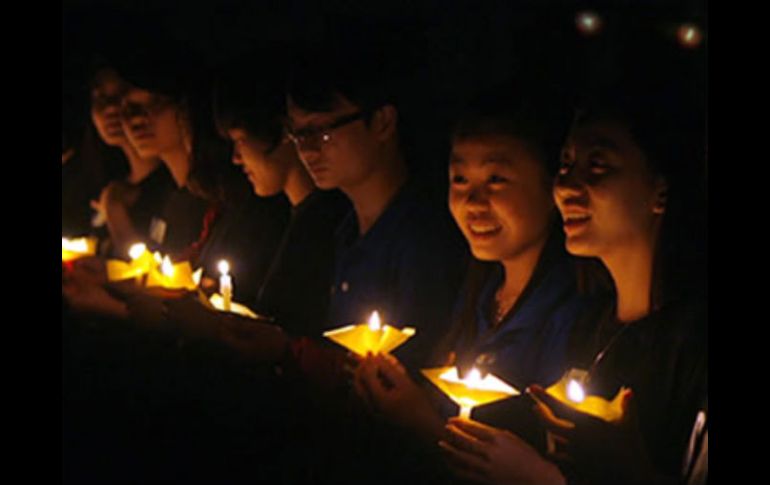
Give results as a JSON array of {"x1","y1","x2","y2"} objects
[
  {"x1": 323, "y1": 310, "x2": 416, "y2": 357},
  {"x1": 128, "y1": 243, "x2": 148, "y2": 284},
  {"x1": 544, "y1": 368, "x2": 627, "y2": 422},
  {"x1": 422, "y1": 365, "x2": 519, "y2": 420},
  {"x1": 218, "y1": 260, "x2": 232, "y2": 312}
]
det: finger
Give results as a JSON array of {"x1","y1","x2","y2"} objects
[
  {"x1": 532, "y1": 399, "x2": 576, "y2": 432},
  {"x1": 447, "y1": 417, "x2": 499, "y2": 443},
  {"x1": 445, "y1": 423, "x2": 490, "y2": 461},
  {"x1": 438, "y1": 440, "x2": 489, "y2": 482},
  {"x1": 379, "y1": 353, "x2": 407, "y2": 375},
  {"x1": 372, "y1": 354, "x2": 408, "y2": 386},
  {"x1": 620, "y1": 388, "x2": 636, "y2": 426}
]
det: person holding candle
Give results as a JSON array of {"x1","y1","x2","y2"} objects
[
  {"x1": 440, "y1": 78, "x2": 707, "y2": 485},
  {"x1": 285, "y1": 39, "x2": 469, "y2": 371},
  {"x1": 211, "y1": 59, "x2": 351, "y2": 334},
  {"x1": 353, "y1": 81, "x2": 592, "y2": 455},
  {"x1": 85, "y1": 61, "x2": 177, "y2": 258}
]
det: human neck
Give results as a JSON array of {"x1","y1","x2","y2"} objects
[
  {"x1": 344, "y1": 150, "x2": 408, "y2": 235},
  {"x1": 121, "y1": 143, "x2": 159, "y2": 184},
  {"x1": 284, "y1": 160, "x2": 316, "y2": 207},
  {"x1": 604, "y1": 241, "x2": 657, "y2": 323},
  {"x1": 497, "y1": 236, "x2": 549, "y2": 309},
  {"x1": 161, "y1": 147, "x2": 190, "y2": 188}
]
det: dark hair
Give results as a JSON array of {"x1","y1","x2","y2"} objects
[
  {"x1": 286, "y1": 39, "x2": 403, "y2": 115},
  {"x1": 212, "y1": 58, "x2": 287, "y2": 149},
  {"x1": 116, "y1": 42, "x2": 246, "y2": 206},
  {"x1": 451, "y1": 81, "x2": 573, "y2": 179}
]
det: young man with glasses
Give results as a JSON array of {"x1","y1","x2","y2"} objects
[{"x1": 285, "y1": 51, "x2": 469, "y2": 371}]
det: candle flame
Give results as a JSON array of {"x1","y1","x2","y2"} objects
[
  {"x1": 153, "y1": 251, "x2": 163, "y2": 264},
  {"x1": 161, "y1": 256, "x2": 174, "y2": 277},
  {"x1": 567, "y1": 379, "x2": 586, "y2": 403},
  {"x1": 62, "y1": 237, "x2": 89, "y2": 253},
  {"x1": 368, "y1": 311, "x2": 382, "y2": 331},
  {"x1": 128, "y1": 243, "x2": 147, "y2": 260},
  {"x1": 218, "y1": 259, "x2": 230, "y2": 275}
]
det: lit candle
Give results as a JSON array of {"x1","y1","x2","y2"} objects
[
  {"x1": 368, "y1": 310, "x2": 382, "y2": 331},
  {"x1": 128, "y1": 243, "x2": 148, "y2": 284},
  {"x1": 422, "y1": 366, "x2": 519, "y2": 420},
  {"x1": 161, "y1": 256, "x2": 175, "y2": 278},
  {"x1": 218, "y1": 260, "x2": 232, "y2": 312},
  {"x1": 544, "y1": 368, "x2": 626, "y2": 422},
  {"x1": 128, "y1": 243, "x2": 147, "y2": 260},
  {"x1": 323, "y1": 310, "x2": 416, "y2": 356},
  {"x1": 567, "y1": 379, "x2": 586, "y2": 403}
]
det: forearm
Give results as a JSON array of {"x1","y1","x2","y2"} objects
[{"x1": 104, "y1": 203, "x2": 143, "y2": 256}]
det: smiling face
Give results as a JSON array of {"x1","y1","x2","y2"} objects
[
  {"x1": 553, "y1": 118, "x2": 666, "y2": 259},
  {"x1": 449, "y1": 134, "x2": 555, "y2": 262},
  {"x1": 90, "y1": 68, "x2": 129, "y2": 147}
]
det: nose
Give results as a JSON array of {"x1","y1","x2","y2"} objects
[
  {"x1": 231, "y1": 148, "x2": 243, "y2": 166},
  {"x1": 554, "y1": 165, "x2": 586, "y2": 197},
  {"x1": 465, "y1": 185, "x2": 491, "y2": 212}
]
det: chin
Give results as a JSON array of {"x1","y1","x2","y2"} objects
[
  {"x1": 469, "y1": 246, "x2": 502, "y2": 262},
  {"x1": 564, "y1": 238, "x2": 595, "y2": 257}
]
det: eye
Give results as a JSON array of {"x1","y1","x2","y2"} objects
[
  {"x1": 488, "y1": 174, "x2": 508, "y2": 185},
  {"x1": 450, "y1": 174, "x2": 468, "y2": 185},
  {"x1": 589, "y1": 158, "x2": 609, "y2": 174}
]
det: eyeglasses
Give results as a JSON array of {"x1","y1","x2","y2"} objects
[{"x1": 286, "y1": 110, "x2": 369, "y2": 150}]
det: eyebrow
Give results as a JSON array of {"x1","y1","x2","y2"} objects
[
  {"x1": 586, "y1": 136, "x2": 622, "y2": 152},
  {"x1": 449, "y1": 153, "x2": 513, "y2": 166}
]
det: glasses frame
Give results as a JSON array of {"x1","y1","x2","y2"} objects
[{"x1": 286, "y1": 110, "x2": 370, "y2": 149}]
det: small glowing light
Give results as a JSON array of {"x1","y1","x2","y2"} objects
[
  {"x1": 161, "y1": 256, "x2": 175, "y2": 277},
  {"x1": 218, "y1": 259, "x2": 230, "y2": 275},
  {"x1": 128, "y1": 243, "x2": 147, "y2": 260},
  {"x1": 62, "y1": 238, "x2": 89, "y2": 253},
  {"x1": 153, "y1": 251, "x2": 163, "y2": 264},
  {"x1": 368, "y1": 311, "x2": 382, "y2": 331},
  {"x1": 576, "y1": 11, "x2": 602, "y2": 35},
  {"x1": 677, "y1": 24, "x2": 703, "y2": 48},
  {"x1": 567, "y1": 379, "x2": 586, "y2": 402},
  {"x1": 192, "y1": 268, "x2": 203, "y2": 286},
  {"x1": 464, "y1": 368, "x2": 483, "y2": 387}
]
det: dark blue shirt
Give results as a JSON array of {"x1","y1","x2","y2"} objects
[
  {"x1": 453, "y1": 243, "x2": 586, "y2": 390},
  {"x1": 327, "y1": 182, "x2": 469, "y2": 369}
]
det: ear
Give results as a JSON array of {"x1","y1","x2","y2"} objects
[
  {"x1": 370, "y1": 105, "x2": 398, "y2": 141},
  {"x1": 652, "y1": 177, "x2": 668, "y2": 215}
]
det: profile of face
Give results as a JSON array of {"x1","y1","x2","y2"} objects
[
  {"x1": 120, "y1": 86, "x2": 187, "y2": 159},
  {"x1": 449, "y1": 134, "x2": 555, "y2": 262},
  {"x1": 227, "y1": 128, "x2": 292, "y2": 196},
  {"x1": 553, "y1": 118, "x2": 667, "y2": 259},
  {"x1": 90, "y1": 68, "x2": 129, "y2": 147},
  {"x1": 286, "y1": 94, "x2": 387, "y2": 191}
]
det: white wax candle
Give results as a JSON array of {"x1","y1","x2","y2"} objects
[{"x1": 218, "y1": 260, "x2": 232, "y2": 312}]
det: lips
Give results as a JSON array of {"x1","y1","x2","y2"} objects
[
  {"x1": 467, "y1": 221, "x2": 502, "y2": 240},
  {"x1": 562, "y1": 212, "x2": 591, "y2": 235}
]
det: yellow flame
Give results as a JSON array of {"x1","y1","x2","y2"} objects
[
  {"x1": 368, "y1": 311, "x2": 382, "y2": 331},
  {"x1": 464, "y1": 368, "x2": 483, "y2": 388},
  {"x1": 153, "y1": 251, "x2": 163, "y2": 264},
  {"x1": 161, "y1": 256, "x2": 174, "y2": 277},
  {"x1": 128, "y1": 243, "x2": 147, "y2": 260},
  {"x1": 218, "y1": 259, "x2": 230, "y2": 275},
  {"x1": 567, "y1": 379, "x2": 586, "y2": 402},
  {"x1": 62, "y1": 238, "x2": 89, "y2": 253}
]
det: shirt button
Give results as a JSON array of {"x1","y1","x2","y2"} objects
[{"x1": 341, "y1": 281, "x2": 350, "y2": 293}]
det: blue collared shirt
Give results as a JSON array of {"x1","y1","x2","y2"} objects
[{"x1": 327, "y1": 182, "x2": 469, "y2": 369}]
